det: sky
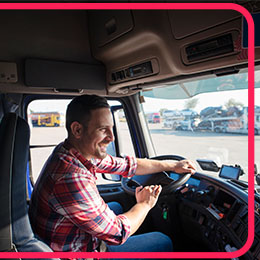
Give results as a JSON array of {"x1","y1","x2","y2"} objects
[{"x1": 142, "y1": 88, "x2": 260, "y2": 113}]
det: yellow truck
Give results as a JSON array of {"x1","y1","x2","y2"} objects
[{"x1": 31, "y1": 112, "x2": 60, "y2": 127}]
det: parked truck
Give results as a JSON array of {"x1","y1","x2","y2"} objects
[
  {"x1": 162, "y1": 110, "x2": 185, "y2": 129},
  {"x1": 224, "y1": 106, "x2": 260, "y2": 135},
  {"x1": 196, "y1": 106, "x2": 260, "y2": 135},
  {"x1": 31, "y1": 112, "x2": 61, "y2": 127},
  {"x1": 146, "y1": 112, "x2": 161, "y2": 123}
]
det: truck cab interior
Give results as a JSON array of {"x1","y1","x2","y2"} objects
[{"x1": 0, "y1": 2, "x2": 260, "y2": 259}]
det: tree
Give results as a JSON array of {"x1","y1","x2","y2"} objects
[
  {"x1": 184, "y1": 98, "x2": 199, "y2": 110},
  {"x1": 224, "y1": 98, "x2": 244, "y2": 109},
  {"x1": 159, "y1": 108, "x2": 168, "y2": 116}
]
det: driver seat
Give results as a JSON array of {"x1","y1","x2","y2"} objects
[{"x1": 0, "y1": 113, "x2": 58, "y2": 258}]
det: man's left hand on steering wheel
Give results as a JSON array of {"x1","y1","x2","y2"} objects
[{"x1": 169, "y1": 159, "x2": 196, "y2": 175}]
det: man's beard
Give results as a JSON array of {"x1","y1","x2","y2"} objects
[{"x1": 95, "y1": 143, "x2": 108, "y2": 159}]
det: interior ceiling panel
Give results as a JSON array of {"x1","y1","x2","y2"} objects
[
  {"x1": 0, "y1": 7, "x2": 258, "y2": 96},
  {"x1": 0, "y1": 10, "x2": 97, "y2": 64},
  {"x1": 168, "y1": 10, "x2": 241, "y2": 39}
]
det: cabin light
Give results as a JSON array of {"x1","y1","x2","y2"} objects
[{"x1": 0, "y1": 62, "x2": 17, "y2": 83}]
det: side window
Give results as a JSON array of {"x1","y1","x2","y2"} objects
[
  {"x1": 27, "y1": 99, "x2": 135, "y2": 185},
  {"x1": 28, "y1": 100, "x2": 69, "y2": 182}
]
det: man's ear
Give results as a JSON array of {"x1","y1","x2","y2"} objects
[{"x1": 70, "y1": 121, "x2": 83, "y2": 139}]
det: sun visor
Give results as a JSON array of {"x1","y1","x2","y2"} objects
[{"x1": 25, "y1": 59, "x2": 106, "y2": 92}]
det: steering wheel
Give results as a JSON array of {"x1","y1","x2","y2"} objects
[{"x1": 121, "y1": 155, "x2": 192, "y2": 196}]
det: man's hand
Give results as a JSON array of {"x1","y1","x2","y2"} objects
[
  {"x1": 124, "y1": 159, "x2": 196, "y2": 236},
  {"x1": 135, "y1": 185, "x2": 162, "y2": 209},
  {"x1": 136, "y1": 158, "x2": 197, "y2": 176},
  {"x1": 172, "y1": 159, "x2": 196, "y2": 175},
  {"x1": 123, "y1": 185, "x2": 162, "y2": 235}
]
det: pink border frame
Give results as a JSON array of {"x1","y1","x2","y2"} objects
[{"x1": 0, "y1": 3, "x2": 255, "y2": 259}]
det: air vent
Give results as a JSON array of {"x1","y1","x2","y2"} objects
[
  {"x1": 110, "y1": 59, "x2": 159, "y2": 84},
  {"x1": 186, "y1": 34, "x2": 234, "y2": 62}
]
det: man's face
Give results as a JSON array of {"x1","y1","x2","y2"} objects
[{"x1": 80, "y1": 107, "x2": 114, "y2": 160}]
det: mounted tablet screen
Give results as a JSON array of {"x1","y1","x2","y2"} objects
[{"x1": 219, "y1": 165, "x2": 240, "y2": 180}]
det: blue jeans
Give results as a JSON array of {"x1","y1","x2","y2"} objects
[
  {"x1": 106, "y1": 202, "x2": 173, "y2": 254},
  {"x1": 106, "y1": 231, "x2": 173, "y2": 252}
]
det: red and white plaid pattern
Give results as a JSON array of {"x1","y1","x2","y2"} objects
[{"x1": 29, "y1": 140, "x2": 136, "y2": 252}]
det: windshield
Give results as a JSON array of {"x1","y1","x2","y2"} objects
[{"x1": 142, "y1": 71, "x2": 260, "y2": 182}]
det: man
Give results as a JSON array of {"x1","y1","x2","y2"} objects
[{"x1": 29, "y1": 94, "x2": 196, "y2": 253}]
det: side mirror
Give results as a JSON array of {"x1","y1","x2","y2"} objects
[
  {"x1": 255, "y1": 164, "x2": 260, "y2": 185},
  {"x1": 102, "y1": 173, "x2": 121, "y2": 182}
]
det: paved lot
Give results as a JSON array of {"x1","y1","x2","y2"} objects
[{"x1": 30, "y1": 123, "x2": 259, "y2": 184}]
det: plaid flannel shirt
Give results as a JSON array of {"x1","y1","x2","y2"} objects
[{"x1": 29, "y1": 140, "x2": 137, "y2": 252}]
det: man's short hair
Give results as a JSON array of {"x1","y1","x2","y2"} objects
[{"x1": 66, "y1": 94, "x2": 110, "y2": 134}]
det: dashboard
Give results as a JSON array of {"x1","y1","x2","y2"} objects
[
  {"x1": 102, "y1": 170, "x2": 260, "y2": 258},
  {"x1": 168, "y1": 172, "x2": 260, "y2": 259}
]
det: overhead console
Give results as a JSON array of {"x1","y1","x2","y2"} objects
[
  {"x1": 168, "y1": 10, "x2": 241, "y2": 65},
  {"x1": 88, "y1": 9, "x2": 259, "y2": 95},
  {"x1": 110, "y1": 59, "x2": 159, "y2": 84},
  {"x1": 182, "y1": 32, "x2": 239, "y2": 64}
]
